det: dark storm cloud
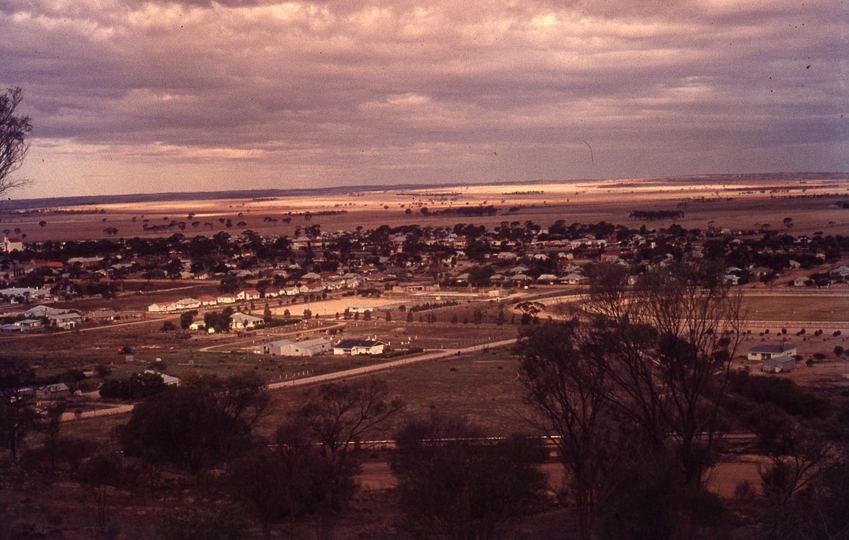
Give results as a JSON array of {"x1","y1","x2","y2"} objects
[{"x1": 0, "y1": 0, "x2": 846, "y2": 196}]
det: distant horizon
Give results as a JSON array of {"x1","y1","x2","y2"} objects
[{"x1": 3, "y1": 171, "x2": 848, "y2": 212}]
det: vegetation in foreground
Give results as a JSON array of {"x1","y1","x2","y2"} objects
[{"x1": 2, "y1": 262, "x2": 849, "y2": 539}]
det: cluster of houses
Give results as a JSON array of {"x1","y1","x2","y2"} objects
[
  {"x1": 3, "y1": 212, "x2": 849, "y2": 319},
  {"x1": 146, "y1": 277, "x2": 350, "y2": 313},
  {"x1": 257, "y1": 337, "x2": 385, "y2": 357},
  {"x1": 0, "y1": 304, "x2": 84, "y2": 332}
]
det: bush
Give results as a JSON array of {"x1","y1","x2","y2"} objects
[{"x1": 99, "y1": 372, "x2": 167, "y2": 400}]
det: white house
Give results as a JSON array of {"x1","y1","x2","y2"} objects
[
  {"x1": 217, "y1": 294, "x2": 237, "y2": 304},
  {"x1": 238, "y1": 289, "x2": 261, "y2": 301},
  {"x1": 148, "y1": 301, "x2": 175, "y2": 313},
  {"x1": 748, "y1": 344, "x2": 797, "y2": 361},
  {"x1": 230, "y1": 313, "x2": 264, "y2": 330},
  {"x1": 333, "y1": 339, "x2": 385, "y2": 356},
  {"x1": 2, "y1": 236, "x2": 24, "y2": 253},
  {"x1": 173, "y1": 298, "x2": 201, "y2": 310}
]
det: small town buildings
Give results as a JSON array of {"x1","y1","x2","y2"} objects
[
  {"x1": 559, "y1": 273, "x2": 586, "y2": 285},
  {"x1": 16, "y1": 319, "x2": 43, "y2": 331},
  {"x1": 148, "y1": 301, "x2": 175, "y2": 313},
  {"x1": 230, "y1": 312, "x2": 264, "y2": 330},
  {"x1": 87, "y1": 309, "x2": 117, "y2": 322},
  {"x1": 23, "y1": 305, "x2": 68, "y2": 318},
  {"x1": 333, "y1": 339, "x2": 385, "y2": 355},
  {"x1": 261, "y1": 338, "x2": 331, "y2": 356},
  {"x1": 763, "y1": 355, "x2": 796, "y2": 373},
  {"x1": 747, "y1": 344, "x2": 797, "y2": 361},
  {"x1": 49, "y1": 312, "x2": 82, "y2": 329},
  {"x1": 173, "y1": 298, "x2": 201, "y2": 310},
  {"x1": 198, "y1": 295, "x2": 218, "y2": 306},
  {"x1": 238, "y1": 289, "x2": 261, "y2": 301}
]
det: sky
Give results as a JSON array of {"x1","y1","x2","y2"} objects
[{"x1": 1, "y1": 0, "x2": 847, "y2": 199}]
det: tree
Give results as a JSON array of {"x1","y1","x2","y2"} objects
[
  {"x1": 99, "y1": 372, "x2": 167, "y2": 400},
  {"x1": 263, "y1": 303, "x2": 273, "y2": 323},
  {"x1": 75, "y1": 452, "x2": 127, "y2": 530},
  {"x1": 517, "y1": 321, "x2": 612, "y2": 539},
  {"x1": 180, "y1": 311, "x2": 195, "y2": 330},
  {"x1": 119, "y1": 373, "x2": 269, "y2": 475},
  {"x1": 290, "y1": 379, "x2": 403, "y2": 509},
  {"x1": 392, "y1": 414, "x2": 547, "y2": 540},
  {"x1": 0, "y1": 359, "x2": 40, "y2": 460},
  {"x1": 590, "y1": 262, "x2": 743, "y2": 487},
  {"x1": 38, "y1": 401, "x2": 67, "y2": 472},
  {"x1": 0, "y1": 87, "x2": 33, "y2": 197}
]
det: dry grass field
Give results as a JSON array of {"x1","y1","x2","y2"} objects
[{"x1": 3, "y1": 174, "x2": 848, "y2": 244}]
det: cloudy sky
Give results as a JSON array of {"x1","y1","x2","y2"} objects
[{"x1": 2, "y1": 0, "x2": 847, "y2": 199}]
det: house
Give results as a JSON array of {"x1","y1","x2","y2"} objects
[
  {"x1": 333, "y1": 339, "x2": 385, "y2": 356},
  {"x1": 197, "y1": 295, "x2": 218, "y2": 306},
  {"x1": 144, "y1": 370, "x2": 180, "y2": 386},
  {"x1": 262, "y1": 338, "x2": 331, "y2": 356},
  {"x1": 148, "y1": 301, "x2": 175, "y2": 313},
  {"x1": 748, "y1": 343, "x2": 797, "y2": 361},
  {"x1": 831, "y1": 266, "x2": 849, "y2": 280},
  {"x1": 2, "y1": 236, "x2": 24, "y2": 253},
  {"x1": 49, "y1": 312, "x2": 82, "y2": 329},
  {"x1": 559, "y1": 273, "x2": 586, "y2": 285},
  {"x1": 238, "y1": 289, "x2": 261, "y2": 301},
  {"x1": 230, "y1": 312, "x2": 264, "y2": 330},
  {"x1": 173, "y1": 298, "x2": 201, "y2": 310},
  {"x1": 15, "y1": 319, "x2": 43, "y2": 331},
  {"x1": 23, "y1": 305, "x2": 68, "y2": 318},
  {"x1": 794, "y1": 276, "x2": 811, "y2": 287},
  {"x1": 762, "y1": 355, "x2": 796, "y2": 373},
  {"x1": 721, "y1": 274, "x2": 740, "y2": 286},
  {"x1": 536, "y1": 274, "x2": 559, "y2": 284},
  {"x1": 87, "y1": 309, "x2": 117, "y2": 322},
  {"x1": 216, "y1": 294, "x2": 238, "y2": 304},
  {"x1": 36, "y1": 383, "x2": 71, "y2": 400}
]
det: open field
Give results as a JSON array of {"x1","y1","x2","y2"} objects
[{"x1": 3, "y1": 174, "x2": 849, "y2": 243}]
